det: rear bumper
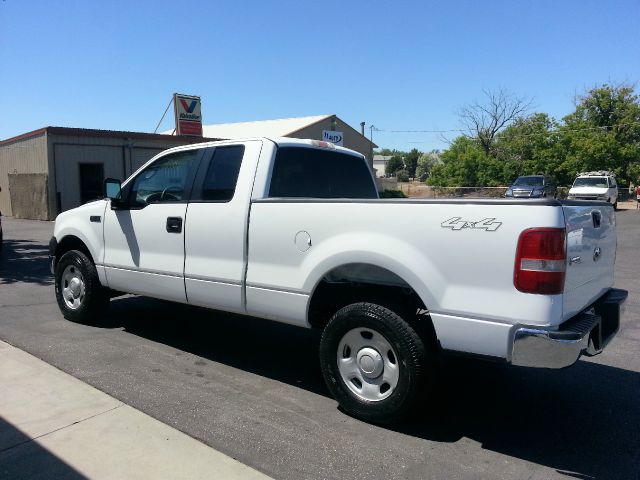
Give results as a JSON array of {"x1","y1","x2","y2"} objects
[{"x1": 511, "y1": 288, "x2": 627, "y2": 368}]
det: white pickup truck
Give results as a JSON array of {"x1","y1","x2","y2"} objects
[{"x1": 50, "y1": 138, "x2": 627, "y2": 423}]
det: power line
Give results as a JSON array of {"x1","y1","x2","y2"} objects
[{"x1": 372, "y1": 122, "x2": 640, "y2": 137}]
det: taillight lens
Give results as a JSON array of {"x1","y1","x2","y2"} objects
[{"x1": 514, "y1": 228, "x2": 566, "y2": 294}]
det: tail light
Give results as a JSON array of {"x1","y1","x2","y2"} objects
[{"x1": 514, "y1": 228, "x2": 566, "y2": 294}]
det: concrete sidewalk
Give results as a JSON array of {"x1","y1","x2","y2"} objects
[{"x1": 0, "y1": 340, "x2": 271, "y2": 480}]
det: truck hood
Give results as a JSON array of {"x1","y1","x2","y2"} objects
[
  {"x1": 55, "y1": 200, "x2": 107, "y2": 223},
  {"x1": 568, "y1": 186, "x2": 608, "y2": 195}
]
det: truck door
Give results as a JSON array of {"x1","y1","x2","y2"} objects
[
  {"x1": 102, "y1": 148, "x2": 203, "y2": 302},
  {"x1": 184, "y1": 141, "x2": 261, "y2": 313}
]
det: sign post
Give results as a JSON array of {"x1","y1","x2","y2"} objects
[{"x1": 173, "y1": 93, "x2": 203, "y2": 136}]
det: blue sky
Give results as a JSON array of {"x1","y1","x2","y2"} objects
[{"x1": 1, "y1": 0, "x2": 638, "y2": 151}]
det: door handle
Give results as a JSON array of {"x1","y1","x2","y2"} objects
[{"x1": 166, "y1": 216, "x2": 183, "y2": 233}]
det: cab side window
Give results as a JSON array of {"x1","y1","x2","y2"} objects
[
  {"x1": 197, "y1": 145, "x2": 245, "y2": 202},
  {"x1": 129, "y1": 150, "x2": 199, "y2": 207}
]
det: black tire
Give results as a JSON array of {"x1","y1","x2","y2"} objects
[
  {"x1": 613, "y1": 201, "x2": 618, "y2": 210},
  {"x1": 319, "y1": 302, "x2": 430, "y2": 424},
  {"x1": 55, "y1": 250, "x2": 109, "y2": 324}
]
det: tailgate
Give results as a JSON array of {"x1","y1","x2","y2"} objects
[{"x1": 563, "y1": 203, "x2": 616, "y2": 321}]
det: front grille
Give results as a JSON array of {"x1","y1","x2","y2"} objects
[{"x1": 512, "y1": 190, "x2": 531, "y2": 197}]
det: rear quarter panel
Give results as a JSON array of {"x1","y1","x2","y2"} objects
[{"x1": 246, "y1": 200, "x2": 566, "y2": 329}]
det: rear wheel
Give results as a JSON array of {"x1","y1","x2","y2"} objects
[
  {"x1": 319, "y1": 302, "x2": 430, "y2": 424},
  {"x1": 55, "y1": 250, "x2": 109, "y2": 323}
]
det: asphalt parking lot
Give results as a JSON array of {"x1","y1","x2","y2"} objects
[{"x1": 1, "y1": 209, "x2": 639, "y2": 480}]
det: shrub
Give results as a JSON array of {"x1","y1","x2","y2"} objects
[
  {"x1": 396, "y1": 169, "x2": 410, "y2": 182},
  {"x1": 379, "y1": 189, "x2": 407, "y2": 198}
]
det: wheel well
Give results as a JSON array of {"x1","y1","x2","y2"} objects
[
  {"x1": 308, "y1": 263, "x2": 437, "y2": 347},
  {"x1": 55, "y1": 235, "x2": 94, "y2": 266}
]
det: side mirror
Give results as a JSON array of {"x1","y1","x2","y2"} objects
[{"x1": 103, "y1": 178, "x2": 125, "y2": 209}]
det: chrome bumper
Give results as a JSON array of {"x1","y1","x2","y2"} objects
[{"x1": 511, "y1": 288, "x2": 627, "y2": 369}]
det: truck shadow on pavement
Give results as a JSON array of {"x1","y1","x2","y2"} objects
[
  {"x1": 104, "y1": 296, "x2": 639, "y2": 480},
  {"x1": 0, "y1": 239, "x2": 53, "y2": 286},
  {"x1": 105, "y1": 295, "x2": 328, "y2": 396}
]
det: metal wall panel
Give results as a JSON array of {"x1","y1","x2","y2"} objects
[
  {"x1": 0, "y1": 134, "x2": 48, "y2": 217},
  {"x1": 53, "y1": 144, "x2": 124, "y2": 212}
]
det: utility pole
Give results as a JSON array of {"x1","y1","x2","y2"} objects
[{"x1": 369, "y1": 125, "x2": 376, "y2": 172}]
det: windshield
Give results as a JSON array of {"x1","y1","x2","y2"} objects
[
  {"x1": 573, "y1": 177, "x2": 609, "y2": 188},
  {"x1": 513, "y1": 176, "x2": 544, "y2": 187}
]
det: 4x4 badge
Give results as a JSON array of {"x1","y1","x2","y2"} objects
[{"x1": 441, "y1": 217, "x2": 502, "y2": 231}]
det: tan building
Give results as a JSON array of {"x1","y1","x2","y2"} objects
[{"x1": 0, "y1": 127, "x2": 210, "y2": 220}]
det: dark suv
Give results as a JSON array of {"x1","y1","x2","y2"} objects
[{"x1": 505, "y1": 175, "x2": 557, "y2": 198}]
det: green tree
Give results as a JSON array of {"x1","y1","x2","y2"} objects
[
  {"x1": 415, "y1": 151, "x2": 440, "y2": 181},
  {"x1": 386, "y1": 155, "x2": 404, "y2": 176},
  {"x1": 403, "y1": 148, "x2": 421, "y2": 178},
  {"x1": 558, "y1": 84, "x2": 640, "y2": 184},
  {"x1": 494, "y1": 113, "x2": 563, "y2": 183},
  {"x1": 424, "y1": 84, "x2": 640, "y2": 188},
  {"x1": 428, "y1": 137, "x2": 490, "y2": 186},
  {"x1": 628, "y1": 162, "x2": 640, "y2": 185}
]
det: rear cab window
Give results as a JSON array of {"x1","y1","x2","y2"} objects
[{"x1": 269, "y1": 147, "x2": 377, "y2": 199}]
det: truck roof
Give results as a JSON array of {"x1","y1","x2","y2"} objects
[
  {"x1": 576, "y1": 170, "x2": 616, "y2": 178},
  {"x1": 154, "y1": 136, "x2": 364, "y2": 158}
]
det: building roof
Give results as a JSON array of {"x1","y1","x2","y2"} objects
[
  {"x1": 184, "y1": 114, "x2": 333, "y2": 139},
  {"x1": 2, "y1": 114, "x2": 374, "y2": 149},
  {"x1": 0, "y1": 126, "x2": 219, "y2": 147}
]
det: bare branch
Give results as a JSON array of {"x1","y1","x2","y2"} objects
[{"x1": 459, "y1": 88, "x2": 532, "y2": 156}]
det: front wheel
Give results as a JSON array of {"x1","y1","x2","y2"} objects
[
  {"x1": 319, "y1": 302, "x2": 430, "y2": 424},
  {"x1": 55, "y1": 250, "x2": 109, "y2": 323}
]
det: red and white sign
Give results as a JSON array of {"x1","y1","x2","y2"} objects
[{"x1": 173, "y1": 93, "x2": 203, "y2": 136}]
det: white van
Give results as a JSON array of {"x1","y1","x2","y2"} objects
[{"x1": 567, "y1": 171, "x2": 618, "y2": 209}]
